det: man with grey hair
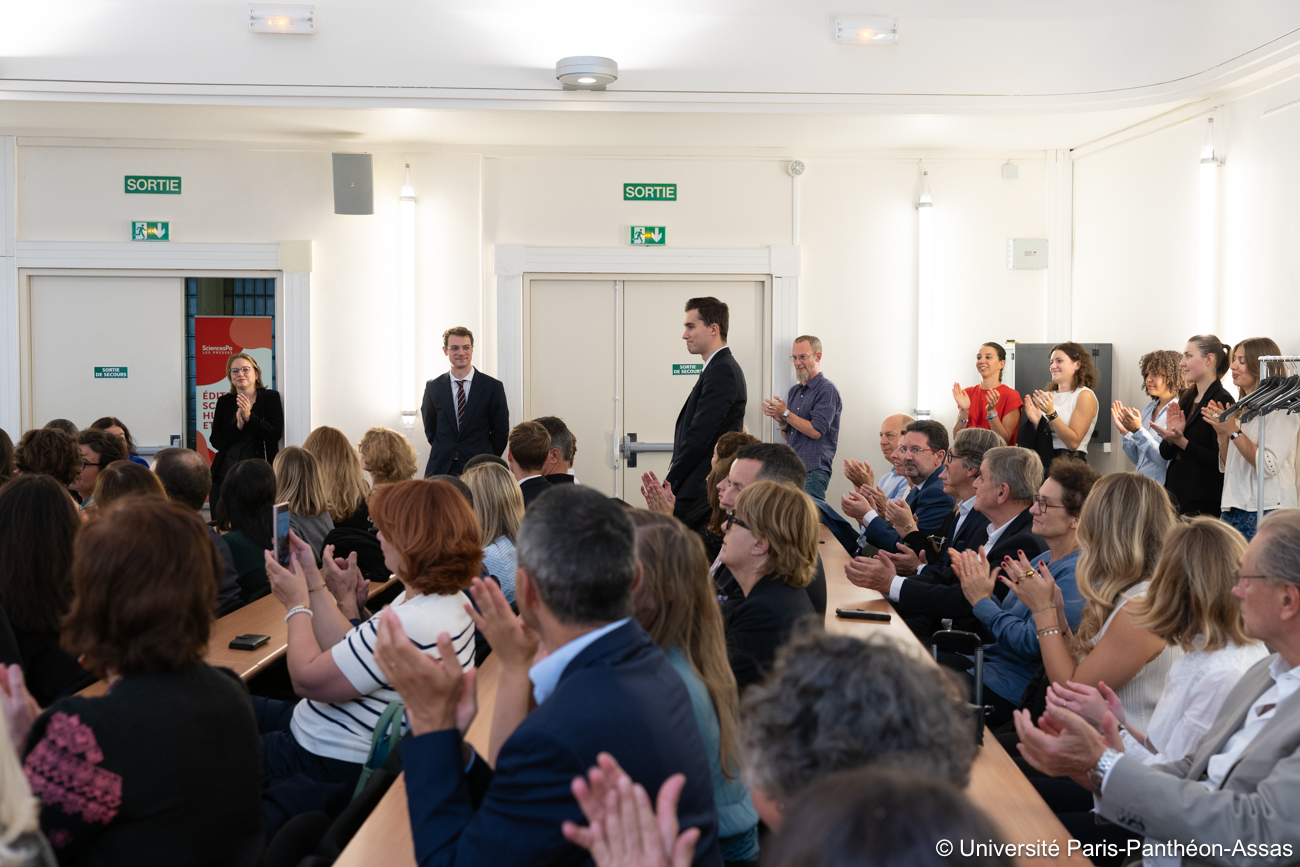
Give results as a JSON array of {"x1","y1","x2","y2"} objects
[
  {"x1": 847, "y1": 445, "x2": 1045, "y2": 640},
  {"x1": 740, "y1": 629, "x2": 975, "y2": 829},
  {"x1": 153, "y1": 447, "x2": 242, "y2": 615},
  {"x1": 534, "y1": 415, "x2": 577, "y2": 486},
  {"x1": 1015, "y1": 509, "x2": 1300, "y2": 866},
  {"x1": 373, "y1": 485, "x2": 723, "y2": 866},
  {"x1": 762, "y1": 335, "x2": 842, "y2": 500}
]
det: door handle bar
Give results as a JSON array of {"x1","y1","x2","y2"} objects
[{"x1": 620, "y1": 433, "x2": 673, "y2": 468}]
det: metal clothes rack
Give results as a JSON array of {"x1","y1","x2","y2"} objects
[{"x1": 1254, "y1": 355, "x2": 1300, "y2": 522}]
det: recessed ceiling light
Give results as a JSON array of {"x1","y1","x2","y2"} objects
[
  {"x1": 834, "y1": 17, "x2": 898, "y2": 45},
  {"x1": 249, "y1": 4, "x2": 315, "y2": 34},
  {"x1": 556, "y1": 56, "x2": 618, "y2": 90}
]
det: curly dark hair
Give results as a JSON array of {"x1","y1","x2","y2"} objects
[
  {"x1": 1138, "y1": 350, "x2": 1185, "y2": 398},
  {"x1": 15, "y1": 428, "x2": 82, "y2": 486},
  {"x1": 741, "y1": 629, "x2": 975, "y2": 802},
  {"x1": 1048, "y1": 458, "x2": 1101, "y2": 517}
]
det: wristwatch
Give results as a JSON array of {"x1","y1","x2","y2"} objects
[
  {"x1": 782, "y1": 410, "x2": 790, "y2": 419},
  {"x1": 986, "y1": 412, "x2": 999, "y2": 420},
  {"x1": 1230, "y1": 430, "x2": 1243, "y2": 441},
  {"x1": 1087, "y1": 748, "x2": 1122, "y2": 791},
  {"x1": 1046, "y1": 411, "x2": 1059, "y2": 421}
]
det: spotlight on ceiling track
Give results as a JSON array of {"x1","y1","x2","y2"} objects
[
  {"x1": 556, "y1": 56, "x2": 618, "y2": 90},
  {"x1": 834, "y1": 17, "x2": 898, "y2": 45},
  {"x1": 249, "y1": 4, "x2": 315, "y2": 34}
]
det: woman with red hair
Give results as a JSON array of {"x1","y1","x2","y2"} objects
[{"x1": 257, "y1": 478, "x2": 482, "y2": 789}]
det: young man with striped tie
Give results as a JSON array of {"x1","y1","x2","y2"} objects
[{"x1": 421, "y1": 326, "x2": 511, "y2": 477}]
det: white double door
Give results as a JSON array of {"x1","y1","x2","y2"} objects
[
  {"x1": 525, "y1": 276, "x2": 771, "y2": 499},
  {"x1": 28, "y1": 276, "x2": 185, "y2": 450}
]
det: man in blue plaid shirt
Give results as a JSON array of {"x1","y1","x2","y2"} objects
[{"x1": 762, "y1": 335, "x2": 842, "y2": 500}]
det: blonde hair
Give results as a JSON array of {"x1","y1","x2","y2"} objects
[
  {"x1": 273, "y1": 446, "x2": 329, "y2": 519},
  {"x1": 462, "y1": 462, "x2": 524, "y2": 546},
  {"x1": 1129, "y1": 517, "x2": 1254, "y2": 652},
  {"x1": 303, "y1": 426, "x2": 369, "y2": 522},
  {"x1": 358, "y1": 427, "x2": 419, "y2": 488},
  {"x1": 630, "y1": 510, "x2": 743, "y2": 779},
  {"x1": 1072, "y1": 472, "x2": 1176, "y2": 656},
  {"x1": 734, "y1": 480, "x2": 818, "y2": 589},
  {"x1": 0, "y1": 710, "x2": 39, "y2": 857}
]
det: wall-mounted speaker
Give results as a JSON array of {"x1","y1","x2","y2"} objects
[{"x1": 332, "y1": 153, "x2": 374, "y2": 215}]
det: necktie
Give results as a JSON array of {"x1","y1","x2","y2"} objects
[{"x1": 456, "y1": 379, "x2": 467, "y2": 428}]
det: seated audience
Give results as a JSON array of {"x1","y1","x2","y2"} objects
[
  {"x1": 71, "y1": 430, "x2": 127, "y2": 508},
  {"x1": 89, "y1": 461, "x2": 166, "y2": 511},
  {"x1": 0, "y1": 709, "x2": 56, "y2": 866},
  {"x1": 87, "y1": 416, "x2": 149, "y2": 467},
  {"x1": 720, "y1": 480, "x2": 818, "y2": 695},
  {"x1": 952, "y1": 342, "x2": 1023, "y2": 445},
  {"x1": 534, "y1": 416, "x2": 577, "y2": 486},
  {"x1": 948, "y1": 459, "x2": 1100, "y2": 727},
  {"x1": 1000, "y1": 472, "x2": 1179, "y2": 732},
  {"x1": 642, "y1": 431, "x2": 758, "y2": 556},
  {"x1": 42, "y1": 419, "x2": 78, "y2": 439},
  {"x1": 0, "y1": 429, "x2": 14, "y2": 487},
  {"x1": 1153, "y1": 335, "x2": 1235, "y2": 516},
  {"x1": 214, "y1": 459, "x2": 277, "y2": 603},
  {"x1": 1112, "y1": 349, "x2": 1183, "y2": 485},
  {"x1": 842, "y1": 420, "x2": 954, "y2": 555},
  {"x1": 153, "y1": 447, "x2": 242, "y2": 615},
  {"x1": 1036, "y1": 517, "x2": 1270, "y2": 861},
  {"x1": 371, "y1": 485, "x2": 721, "y2": 866},
  {"x1": 461, "y1": 461, "x2": 525, "y2": 603},
  {"x1": 741, "y1": 630, "x2": 974, "y2": 830},
  {"x1": 2, "y1": 498, "x2": 263, "y2": 865},
  {"x1": 273, "y1": 446, "x2": 335, "y2": 562},
  {"x1": 0, "y1": 476, "x2": 93, "y2": 705},
  {"x1": 1202, "y1": 337, "x2": 1298, "y2": 540},
  {"x1": 303, "y1": 426, "x2": 372, "y2": 532},
  {"x1": 566, "y1": 763, "x2": 1011, "y2": 867},
  {"x1": 716, "y1": 443, "x2": 828, "y2": 616},
  {"x1": 13, "y1": 430, "x2": 80, "y2": 494},
  {"x1": 822, "y1": 413, "x2": 915, "y2": 553},
  {"x1": 463, "y1": 453, "x2": 508, "y2": 472},
  {"x1": 1014, "y1": 509, "x2": 1300, "y2": 861},
  {"x1": 255, "y1": 479, "x2": 477, "y2": 791},
  {"x1": 879, "y1": 426, "x2": 1002, "y2": 570},
  {"x1": 358, "y1": 426, "x2": 419, "y2": 490},
  {"x1": 1019, "y1": 341, "x2": 1100, "y2": 472},
  {"x1": 630, "y1": 510, "x2": 759, "y2": 864},
  {"x1": 506, "y1": 421, "x2": 554, "y2": 507},
  {"x1": 848, "y1": 446, "x2": 1045, "y2": 641}
]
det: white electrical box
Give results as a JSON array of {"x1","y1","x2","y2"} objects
[{"x1": 1008, "y1": 239, "x2": 1048, "y2": 270}]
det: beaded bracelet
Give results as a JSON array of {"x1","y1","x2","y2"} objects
[
  {"x1": 1036, "y1": 626, "x2": 1061, "y2": 637},
  {"x1": 285, "y1": 606, "x2": 314, "y2": 622}
]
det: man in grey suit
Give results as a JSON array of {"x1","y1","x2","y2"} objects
[{"x1": 1013, "y1": 509, "x2": 1300, "y2": 865}]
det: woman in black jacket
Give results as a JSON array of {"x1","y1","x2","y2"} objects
[
  {"x1": 1152, "y1": 334, "x2": 1235, "y2": 516},
  {"x1": 210, "y1": 352, "x2": 282, "y2": 515}
]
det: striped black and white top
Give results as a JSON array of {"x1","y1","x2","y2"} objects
[{"x1": 289, "y1": 589, "x2": 476, "y2": 764}]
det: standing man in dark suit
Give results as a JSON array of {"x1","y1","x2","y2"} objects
[
  {"x1": 660, "y1": 297, "x2": 746, "y2": 522},
  {"x1": 421, "y1": 327, "x2": 510, "y2": 477},
  {"x1": 370, "y1": 485, "x2": 722, "y2": 867},
  {"x1": 507, "y1": 420, "x2": 555, "y2": 508}
]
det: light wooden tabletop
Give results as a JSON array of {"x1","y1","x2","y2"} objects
[{"x1": 337, "y1": 526, "x2": 1090, "y2": 867}]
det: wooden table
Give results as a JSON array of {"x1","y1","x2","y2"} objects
[
  {"x1": 77, "y1": 578, "x2": 398, "y2": 697},
  {"x1": 336, "y1": 529, "x2": 1088, "y2": 867}
]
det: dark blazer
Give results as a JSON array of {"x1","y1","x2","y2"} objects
[
  {"x1": 209, "y1": 388, "x2": 283, "y2": 482},
  {"x1": 667, "y1": 348, "x2": 746, "y2": 506},
  {"x1": 210, "y1": 528, "x2": 243, "y2": 616},
  {"x1": 400, "y1": 621, "x2": 721, "y2": 867},
  {"x1": 519, "y1": 476, "x2": 555, "y2": 508},
  {"x1": 724, "y1": 576, "x2": 816, "y2": 695},
  {"x1": 421, "y1": 369, "x2": 510, "y2": 477},
  {"x1": 1159, "y1": 381, "x2": 1236, "y2": 516},
  {"x1": 894, "y1": 507, "x2": 1044, "y2": 640},
  {"x1": 860, "y1": 467, "x2": 955, "y2": 554},
  {"x1": 545, "y1": 473, "x2": 576, "y2": 487},
  {"x1": 715, "y1": 556, "x2": 827, "y2": 619},
  {"x1": 902, "y1": 504, "x2": 988, "y2": 570}
]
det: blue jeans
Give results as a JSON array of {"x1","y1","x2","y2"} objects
[
  {"x1": 803, "y1": 469, "x2": 830, "y2": 500},
  {"x1": 1221, "y1": 507, "x2": 1271, "y2": 541}
]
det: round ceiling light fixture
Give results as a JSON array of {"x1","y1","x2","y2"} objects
[{"x1": 556, "y1": 56, "x2": 618, "y2": 90}]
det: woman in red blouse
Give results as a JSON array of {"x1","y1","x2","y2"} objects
[{"x1": 952, "y1": 342, "x2": 1023, "y2": 445}]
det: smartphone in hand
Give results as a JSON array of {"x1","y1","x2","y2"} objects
[{"x1": 272, "y1": 502, "x2": 291, "y2": 567}]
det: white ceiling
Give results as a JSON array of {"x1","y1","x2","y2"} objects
[{"x1": 2, "y1": 1, "x2": 1299, "y2": 150}]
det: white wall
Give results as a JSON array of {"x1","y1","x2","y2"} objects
[
  {"x1": 14, "y1": 142, "x2": 1050, "y2": 485},
  {"x1": 1072, "y1": 75, "x2": 1300, "y2": 476}
]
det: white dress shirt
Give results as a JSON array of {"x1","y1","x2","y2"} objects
[
  {"x1": 450, "y1": 367, "x2": 474, "y2": 426},
  {"x1": 529, "y1": 618, "x2": 632, "y2": 705},
  {"x1": 887, "y1": 499, "x2": 992, "y2": 602}
]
